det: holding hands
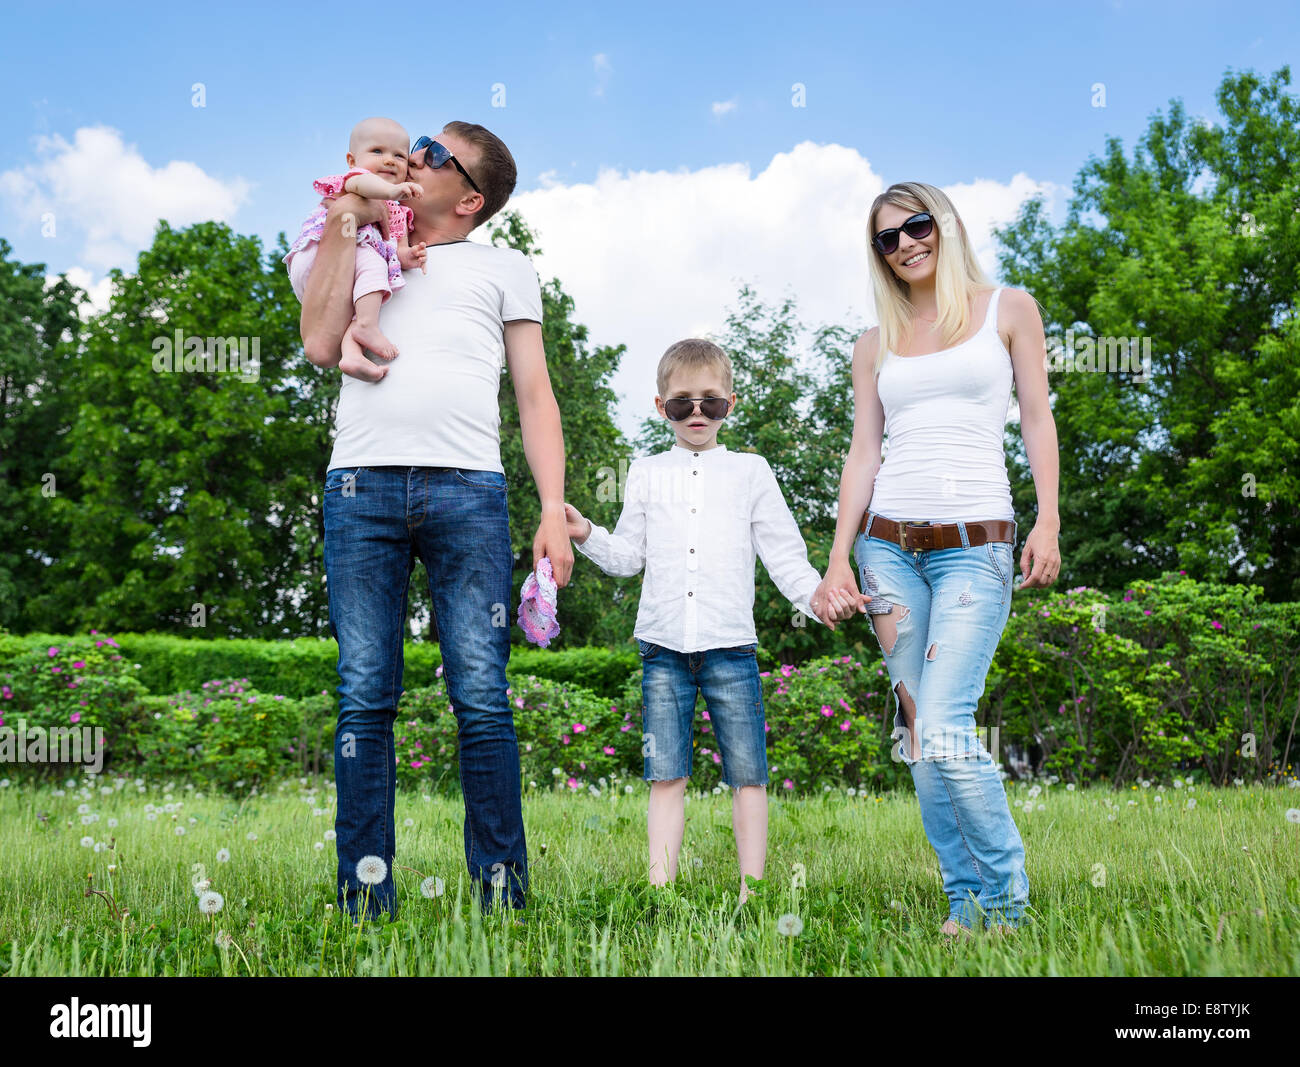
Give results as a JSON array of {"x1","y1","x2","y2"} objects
[{"x1": 810, "y1": 557, "x2": 871, "y2": 632}]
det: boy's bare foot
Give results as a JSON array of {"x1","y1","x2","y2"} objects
[
  {"x1": 940, "y1": 918, "x2": 974, "y2": 939},
  {"x1": 349, "y1": 320, "x2": 399, "y2": 362}
]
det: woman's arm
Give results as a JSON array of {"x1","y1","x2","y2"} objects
[
  {"x1": 1004, "y1": 288, "x2": 1061, "y2": 588},
  {"x1": 300, "y1": 193, "x2": 388, "y2": 368},
  {"x1": 811, "y1": 327, "x2": 886, "y2": 626}
]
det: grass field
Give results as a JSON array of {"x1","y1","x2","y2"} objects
[{"x1": 2, "y1": 775, "x2": 1298, "y2": 976}]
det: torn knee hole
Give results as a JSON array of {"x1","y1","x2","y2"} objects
[
  {"x1": 926, "y1": 642, "x2": 938, "y2": 661},
  {"x1": 870, "y1": 604, "x2": 910, "y2": 656}
]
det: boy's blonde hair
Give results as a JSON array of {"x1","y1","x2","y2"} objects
[{"x1": 656, "y1": 338, "x2": 733, "y2": 398}]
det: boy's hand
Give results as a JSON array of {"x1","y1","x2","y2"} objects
[
  {"x1": 563, "y1": 502, "x2": 592, "y2": 544},
  {"x1": 398, "y1": 241, "x2": 427, "y2": 273},
  {"x1": 389, "y1": 181, "x2": 424, "y2": 201}
]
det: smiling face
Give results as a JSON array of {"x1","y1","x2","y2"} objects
[
  {"x1": 655, "y1": 365, "x2": 736, "y2": 450},
  {"x1": 346, "y1": 118, "x2": 410, "y2": 183},
  {"x1": 873, "y1": 200, "x2": 938, "y2": 285}
]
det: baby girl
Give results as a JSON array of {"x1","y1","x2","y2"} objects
[{"x1": 283, "y1": 117, "x2": 428, "y2": 382}]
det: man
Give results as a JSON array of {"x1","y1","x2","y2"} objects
[{"x1": 300, "y1": 120, "x2": 573, "y2": 918}]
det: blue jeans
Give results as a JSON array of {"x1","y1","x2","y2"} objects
[
  {"x1": 854, "y1": 511, "x2": 1029, "y2": 930},
  {"x1": 636, "y1": 640, "x2": 768, "y2": 787},
  {"x1": 323, "y1": 465, "x2": 527, "y2": 917}
]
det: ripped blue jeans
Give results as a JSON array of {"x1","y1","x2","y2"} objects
[{"x1": 854, "y1": 511, "x2": 1029, "y2": 930}]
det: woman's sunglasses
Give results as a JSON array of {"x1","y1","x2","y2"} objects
[
  {"x1": 664, "y1": 396, "x2": 731, "y2": 422},
  {"x1": 410, "y1": 136, "x2": 483, "y2": 196},
  {"x1": 872, "y1": 211, "x2": 934, "y2": 255}
]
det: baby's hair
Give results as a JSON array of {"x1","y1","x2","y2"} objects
[
  {"x1": 656, "y1": 338, "x2": 733, "y2": 399},
  {"x1": 349, "y1": 117, "x2": 409, "y2": 156}
]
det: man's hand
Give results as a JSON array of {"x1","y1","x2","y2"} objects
[
  {"x1": 535, "y1": 504, "x2": 574, "y2": 588},
  {"x1": 562, "y1": 502, "x2": 591, "y2": 544},
  {"x1": 328, "y1": 192, "x2": 390, "y2": 242}
]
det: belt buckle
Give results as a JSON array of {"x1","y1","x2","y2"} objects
[{"x1": 899, "y1": 519, "x2": 929, "y2": 550}]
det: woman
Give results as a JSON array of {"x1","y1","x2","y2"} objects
[{"x1": 810, "y1": 181, "x2": 1060, "y2": 936}]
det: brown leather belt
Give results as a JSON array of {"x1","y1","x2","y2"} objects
[{"x1": 858, "y1": 513, "x2": 1016, "y2": 551}]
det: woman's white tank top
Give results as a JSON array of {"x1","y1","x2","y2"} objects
[{"x1": 868, "y1": 287, "x2": 1015, "y2": 522}]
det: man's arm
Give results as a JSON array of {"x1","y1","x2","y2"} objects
[
  {"x1": 300, "y1": 193, "x2": 388, "y2": 369},
  {"x1": 504, "y1": 319, "x2": 574, "y2": 587}
]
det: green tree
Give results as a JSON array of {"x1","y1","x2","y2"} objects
[
  {"x1": 31, "y1": 221, "x2": 332, "y2": 636},
  {"x1": 996, "y1": 66, "x2": 1300, "y2": 598},
  {"x1": 0, "y1": 239, "x2": 83, "y2": 629}
]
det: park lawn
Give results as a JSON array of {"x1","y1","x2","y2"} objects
[{"x1": 1, "y1": 777, "x2": 1297, "y2": 977}]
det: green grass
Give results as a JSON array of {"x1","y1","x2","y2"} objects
[{"x1": 2, "y1": 775, "x2": 1298, "y2": 976}]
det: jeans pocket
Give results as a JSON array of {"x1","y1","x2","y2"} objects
[
  {"x1": 325, "y1": 467, "x2": 365, "y2": 494},
  {"x1": 454, "y1": 468, "x2": 507, "y2": 491},
  {"x1": 986, "y1": 540, "x2": 1013, "y2": 583},
  {"x1": 636, "y1": 639, "x2": 660, "y2": 660}
]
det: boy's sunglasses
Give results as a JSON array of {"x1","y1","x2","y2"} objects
[
  {"x1": 410, "y1": 136, "x2": 483, "y2": 196},
  {"x1": 664, "y1": 396, "x2": 731, "y2": 421},
  {"x1": 872, "y1": 212, "x2": 934, "y2": 255}
]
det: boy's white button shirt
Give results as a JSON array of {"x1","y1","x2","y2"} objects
[{"x1": 574, "y1": 443, "x2": 826, "y2": 652}]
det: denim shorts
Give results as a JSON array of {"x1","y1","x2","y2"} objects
[{"x1": 637, "y1": 639, "x2": 768, "y2": 788}]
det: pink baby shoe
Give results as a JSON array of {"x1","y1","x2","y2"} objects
[{"x1": 518, "y1": 556, "x2": 560, "y2": 647}]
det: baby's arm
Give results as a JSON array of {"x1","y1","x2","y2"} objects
[
  {"x1": 342, "y1": 172, "x2": 423, "y2": 203},
  {"x1": 396, "y1": 228, "x2": 427, "y2": 273}
]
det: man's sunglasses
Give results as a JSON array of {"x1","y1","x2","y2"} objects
[
  {"x1": 872, "y1": 211, "x2": 934, "y2": 255},
  {"x1": 410, "y1": 136, "x2": 483, "y2": 197},
  {"x1": 664, "y1": 396, "x2": 731, "y2": 421}
]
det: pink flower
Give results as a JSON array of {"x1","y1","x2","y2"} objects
[
  {"x1": 72, "y1": 660, "x2": 85, "y2": 669},
  {"x1": 410, "y1": 760, "x2": 421, "y2": 768},
  {"x1": 561, "y1": 735, "x2": 570, "y2": 745},
  {"x1": 820, "y1": 705, "x2": 832, "y2": 717},
  {"x1": 840, "y1": 720, "x2": 851, "y2": 731},
  {"x1": 51, "y1": 666, "x2": 62, "y2": 674},
  {"x1": 48, "y1": 647, "x2": 59, "y2": 657},
  {"x1": 620, "y1": 724, "x2": 631, "y2": 732},
  {"x1": 579, "y1": 761, "x2": 586, "y2": 770},
  {"x1": 603, "y1": 746, "x2": 615, "y2": 755},
  {"x1": 70, "y1": 711, "x2": 81, "y2": 724},
  {"x1": 779, "y1": 665, "x2": 793, "y2": 677},
  {"x1": 712, "y1": 752, "x2": 721, "y2": 764},
  {"x1": 701, "y1": 710, "x2": 710, "y2": 721},
  {"x1": 515, "y1": 697, "x2": 524, "y2": 708},
  {"x1": 435, "y1": 665, "x2": 444, "y2": 678},
  {"x1": 572, "y1": 723, "x2": 586, "y2": 733},
  {"x1": 783, "y1": 779, "x2": 794, "y2": 790},
  {"x1": 1210, "y1": 620, "x2": 1223, "y2": 630},
  {"x1": 567, "y1": 778, "x2": 578, "y2": 790}
]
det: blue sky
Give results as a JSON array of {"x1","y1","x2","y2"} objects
[{"x1": 0, "y1": 0, "x2": 1294, "y2": 434}]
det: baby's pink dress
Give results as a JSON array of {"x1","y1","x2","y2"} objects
[{"x1": 283, "y1": 169, "x2": 415, "y2": 304}]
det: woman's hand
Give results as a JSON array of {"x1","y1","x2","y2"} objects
[
  {"x1": 810, "y1": 558, "x2": 870, "y2": 631},
  {"x1": 1017, "y1": 520, "x2": 1061, "y2": 589}
]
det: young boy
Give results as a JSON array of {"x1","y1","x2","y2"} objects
[{"x1": 563, "y1": 338, "x2": 867, "y2": 902}]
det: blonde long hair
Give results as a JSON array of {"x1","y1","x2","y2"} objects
[{"x1": 866, "y1": 182, "x2": 993, "y2": 375}]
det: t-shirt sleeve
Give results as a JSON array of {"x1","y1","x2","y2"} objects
[
  {"x1": 313, "y1": 170, "x2": 367, "y2": 199},
  {"x1": 500, "y1": 250, "x2": 544, "y2": 324}
]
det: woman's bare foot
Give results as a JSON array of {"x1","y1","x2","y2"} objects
[
  {"x1": 349, "y1": 319, "x2": 399, "y2": 362},
  {"x1": 940, "y1": 918, "x2": 974, "y2": 939}
]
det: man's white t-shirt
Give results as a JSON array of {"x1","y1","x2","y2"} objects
[{"x1": 327, "y1": 240, "x2": 544, "y2": 474}]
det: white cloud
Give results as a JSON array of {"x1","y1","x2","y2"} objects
[
  {"x1": 49, "y1": 267, "x2": 114, "y2": 320},
  {"x1": 592, "y1": 53, "x2": 612, "y2": 97},
  {"x1": 0, "y1": 125, "x2": 251, "y2": 271},
  {"x1": 711, "y1": 98, "x2": 738, "y2": 118},
  {"x1": 505, "y1": 141, "x2": 1059, "y2": 440}
]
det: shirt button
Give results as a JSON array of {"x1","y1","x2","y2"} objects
[
  {"x1": 687, "y1": 591, "x2": 693, "y2": 597},
  {"x1": 689, "y1": 548, "x2": 695, "y2": 553},
  {"x1": 691, "y1": 508, "x2": 696, "y2": 512},
  {"x1": 692, "y1": 470, "x2": 698, "y2": 476},
  {"x1": 693, "y1": 452, "x2": 699, "y2": 457}
]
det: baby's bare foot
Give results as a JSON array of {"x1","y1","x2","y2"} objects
[
  {"x1": 349, "y1": 320, "x2": 399, "y2": 362},
  {"x1": 339, "y1": 352, "x2": 388, "y2": 383}
]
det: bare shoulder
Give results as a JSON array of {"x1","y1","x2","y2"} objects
[
  {"x1": 996, "y1": 287, "x2": 1041, "y2": 326},
  {"x1": 852, "y1": 326, "x2": 880, "y2": 361}
]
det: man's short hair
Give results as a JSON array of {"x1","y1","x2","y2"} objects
[
  {"x1": 656, "y1": 338, "x2": 733, "y2": 398},
  {"x1": 443, "y1": 120, "x2": 517, "y2": 229}
]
